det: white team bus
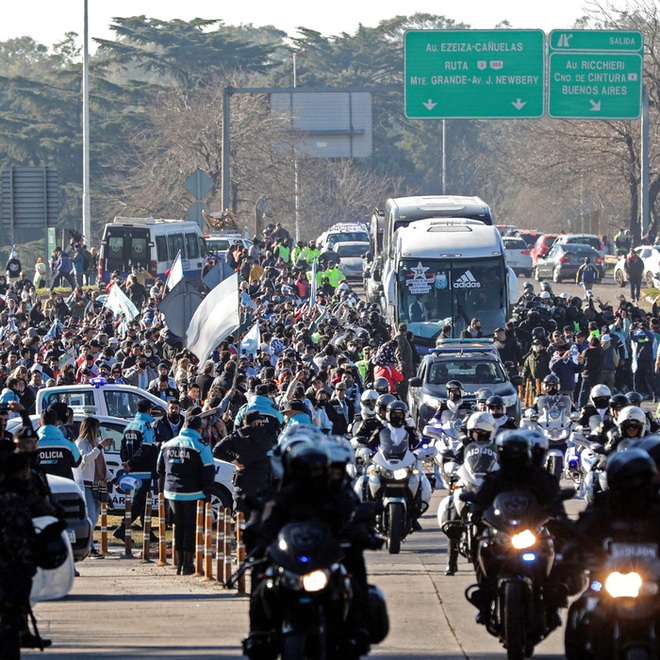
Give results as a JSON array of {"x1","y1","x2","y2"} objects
[{"x1": 382, "y1": 218, "x2": 517, "y2": 352}]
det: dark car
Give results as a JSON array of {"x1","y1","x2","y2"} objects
[
  {"x1": 532, "y1": 243, "x2": 604, "y2": 284},
  {"x1": 407, "y1": 347, "x2": 522, "y2": 431}
]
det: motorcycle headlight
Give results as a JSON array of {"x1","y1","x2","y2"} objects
[
  {"x1": 302, "y1": 569, "x2": 329, "y2": 592},
  {"x1": 501, "y1": 394, "x2": 517, "y2": 408},
  {"x1": 511, "y1": 530, "x2": 536, "y2": 549},
  {"x1": 605, "y1": 571, "x2": 642, "y2": 598},
  {"x1": 393, "y1": 468, "x2": 409, "y2": 480}
]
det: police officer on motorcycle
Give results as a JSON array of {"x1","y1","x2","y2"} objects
[{"x1": 485, "y1": 395, "x2": 518, "y2": 435}]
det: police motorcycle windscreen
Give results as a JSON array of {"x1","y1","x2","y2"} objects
[{"x1": 268, "y1": 522, "x2": 343, "y2": 575}]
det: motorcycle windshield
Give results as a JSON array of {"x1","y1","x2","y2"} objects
[
  {"x1": 268, "y1": 522, "x2": 342, "y2": 574},
  {"x1": 380, "y1": 432, "x2": 410, "y2": 460},
  {"x1": 484, "y1": 491, "x2": 548, "y2": 531},
  {"x1": 537, "y1": 395, "x2": 572, "y2": 415},
  {"x1": 463, "y1": 443, "x2": 499, "y2": 475}
]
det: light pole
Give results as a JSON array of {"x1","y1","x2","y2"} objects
[
  {"x1": 292, "y1": 51, "x2": 301, "y2": 242},
  {"x1": 82, "y1": 0, "x2": 91, "y2": 245}
]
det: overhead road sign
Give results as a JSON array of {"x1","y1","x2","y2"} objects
[
  {"x1": 548, "y1": 29, "x2": 643, "y2": 119},
  {"x1": 404, "y1": 30, "x2": 545, "y2": 119}
]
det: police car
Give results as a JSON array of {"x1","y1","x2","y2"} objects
[
  {"x1": 35, "y1": 381, "x2": 168, "y2": 419},
  {"x1": 9, "y1": 413, "x2": 235, "y2": 519}
]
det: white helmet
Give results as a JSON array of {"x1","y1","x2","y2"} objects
[
  {"x1": 466, "y1": 412, "x2": 496, "y2": 443},
  {"x1": 590, "y1": 384, "x2": 611, "y2": 408},
  {"x1": 360, "y1": 389, "x2": 379, "y2": 417},
  {"x1": 540, "y1": 291, "x2": 552, "y2": 301},
  {"x1": 617, "y1": 405, "x2": 647, "y2": 436}
]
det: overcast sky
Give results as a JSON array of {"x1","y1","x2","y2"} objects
[{"x1": 2, "y1": 0, "x2": 591, "y2": 49}]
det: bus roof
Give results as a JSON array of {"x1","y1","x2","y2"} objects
[
  {"x1": 394, "y1": 218, "x2": 503, "y2": 260},
  {"x1": 386, "y1": 195, "x2": 491, "y2": 221}
]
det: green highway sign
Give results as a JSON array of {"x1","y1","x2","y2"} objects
[
  {"x1": 548, "y1": 30, "x2": 644, "y2": 119},
  {"x1": 549, "y1": 29, "x2": 643, "y2": 52},
  {"x1": 404, "y1": 30, "x2": 545, "y2": 119}
]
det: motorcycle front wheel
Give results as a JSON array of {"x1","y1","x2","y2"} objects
[
  {"x1": 386, "y1": 501, "x2": 404, "y2": 555},
  {"x1": 501, "y1": 581, "x2": 527, "y2": 660},
  {"x1": 282, "y1": 630, "x2": 326, "y2": 660}
]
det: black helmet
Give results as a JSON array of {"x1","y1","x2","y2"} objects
[
  {"x1": 637, "y1": 435, "x2": 660, "y2": 468},
  {"x1": 532, "y1": 326, "x2": 546, "y2": 340},
  {"x1": 545, "y1": 319, "x2": 558, "y2": 333},
  {"x1": 609, "y1": 393, "x2": 629, "y2": 412},
  {"x1": 543, "y1": 374, "x2": 560, "y2": 393},
  {"x1": 387, "y1": 400, "x2": 408, "y2": 427},
  {"x1": 606, "y1": 448, "x2": 657, "y2": 491},
  {"x1": 369, "y1": 311, "x2": 380, "y2": 323},
  {"x1": 486, "y1": 395, "x2": 505, "y2": 418},
  {"x1": 446, "y1": 380, "x2": 463, "y2": 402},
  {"x1": 373, "y1": 377, "x2": 390, "y2": 395},
  {"x1": 627, "y1": 391, "x2": 644, "y2": 407},
  {"x1": 284, "y1": 443, "x2": 331, "y2": 494},
  {"x1": 377, "y1": 393, "x2": 396, "y2": 416},
  {"x1": 33, "y1": 517, "x2": 69, "y2": 570},
  {"x1": 495, "y1": 430, "x2": 532, "y2": 473},
  {"x1": 475, "y1": 387, "x2": 494, "y2": 403}
]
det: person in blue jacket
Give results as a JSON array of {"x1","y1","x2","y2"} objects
[
  {"x1": 36, "y1": 407, "x2": 81, "y2": 480},
  {"x1": 157, "y1": 415, "x2": 214, "y2": 575},
  {"x1": 115, "y1": 399, "x2": 157, "y2": 541},
  {"x1": 234, "y1": 384, "x2": 284, "y2": 444}
]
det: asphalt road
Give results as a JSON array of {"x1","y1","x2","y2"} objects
[{"x1": 25, "y1": 487, "x2": 586, "y2": 660}]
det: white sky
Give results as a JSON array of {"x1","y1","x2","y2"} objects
[{"x1": 1, "y1": 1, "x2": 594, "y2": 50}]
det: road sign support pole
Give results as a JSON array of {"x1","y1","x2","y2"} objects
[{"x1": 641, "y1": 84, "x2": 650, "y2": 238}]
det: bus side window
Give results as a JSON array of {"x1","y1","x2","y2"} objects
[
  {"x1": 156, "y1": 235, "x2": 169, "y2": 262},
  {"x1": 168, "y1": 233, "x2": 185, "y2": 262},
  {"x1": 185, "y1": 233, "x2": 199, "y2": 259},
  {"x1": 199, "y1": 236, "x2": 208, "y2": 257}
]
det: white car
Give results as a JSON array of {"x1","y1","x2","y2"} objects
[
  {"x1": 334, "y1": 241, "x2": 370, "y2": 280},
  {"x1": 614, "y1": 245, "x2": 660, "y2": 287},
  {"x1": 35, "y1": 382, "x2": 168, "y2": 419},
  {"x1": 502, "y1": 236, "x2": 533, "y2": 276},
  {"x1": 9, "y1": 413, "x2": 235, "y2": 516}
]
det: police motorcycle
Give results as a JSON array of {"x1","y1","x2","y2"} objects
[
  {"x1": 465, "y1": 433, "x2": 575, "y2": 660},
  {"x1": 565, "y1": 450, "x2": 660, "y2": 660},
  {"x1": 521, "y1": 375, "x2": 576, "y2": 481},
  {"x1": 437, "y1": 412, "x2": 499, "y2": 576},
  {"x1": 354, "y1": 401, "x2": 434, "y2": 554},
  {"x1": 422, "y1": 384, "x2": 481, "y2": 490},
  {"x1": 238, "y1": 432, "x2": 389, "y2": 660}
]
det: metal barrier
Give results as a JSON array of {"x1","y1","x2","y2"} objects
[
  {"x1": 202, "y1": 502, "x2": 214, "y2": 581},
  {"x1": 157, "y1": 493, "x2": 169, "y2": 567},
  {"x1": 123, "y1": 490, "x2": 133, "y2": 558}
]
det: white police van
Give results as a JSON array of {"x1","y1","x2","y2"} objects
[{"x1": 98, "y1": 216, "x2": 207, "y2": 284}]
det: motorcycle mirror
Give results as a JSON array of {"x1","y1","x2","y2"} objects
[
  {"x1": 409, "y1": 377, "x2": 423, "y2": 388},
  {"x1": 458, "y1": 492, "x2": 473, "y2": 503}
]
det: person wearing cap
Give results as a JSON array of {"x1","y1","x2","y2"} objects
[
  {"x1": 115, "y1": 399, "x2": 157, "y2": 541},
  {"x1": 327, "y1": 382, "x2": 353, "y2": 435},
  {"x1": 281, "y1": 399, "x2": 314, "y2": 429},
  {"x1": 157, "y1": 415, "x2": 215, "y2": 575},
  {"x1": 213, "y1": 410, "x2": 274, "y2": 516}
]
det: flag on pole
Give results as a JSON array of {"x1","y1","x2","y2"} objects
[
  {"x1": 104, "y1": 283, "x2": 140, "y2": 322},
  {"x1": 309, "y1": 258, "x2": 318, "y2": 302},
  {"x1": 240, "y1": 322, "x2": 261, "y2": 357},
  {"x1": 165, "y1": 250, "x2": 184, "y2": 291},
  {"x1": 58, "y1": 347, "x2": 76, "y2": 370}
]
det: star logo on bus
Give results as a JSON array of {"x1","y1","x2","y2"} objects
[{"x1": 411, "y1": 261, "x2": 429, "y2": 279}]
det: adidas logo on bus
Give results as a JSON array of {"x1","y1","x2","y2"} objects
[{"x1": 453, "y1": 270, "x2": 481, "y2": 288}]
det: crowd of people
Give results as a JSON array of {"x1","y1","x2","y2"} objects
[{"x1": 3, "y1": 220, "x2": 660, "y2": 656}]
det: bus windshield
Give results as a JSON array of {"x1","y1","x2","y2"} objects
[{"x1": 398, "y1": 257, "x2": 506, "y2": 339}]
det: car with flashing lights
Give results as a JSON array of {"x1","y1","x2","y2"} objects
[
  {"x1": 35, "y1": 381, "x2": 168, "y2": 419},
  {"x1": 407, "y1": 339, "x2": 522, "y2": 431}
]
